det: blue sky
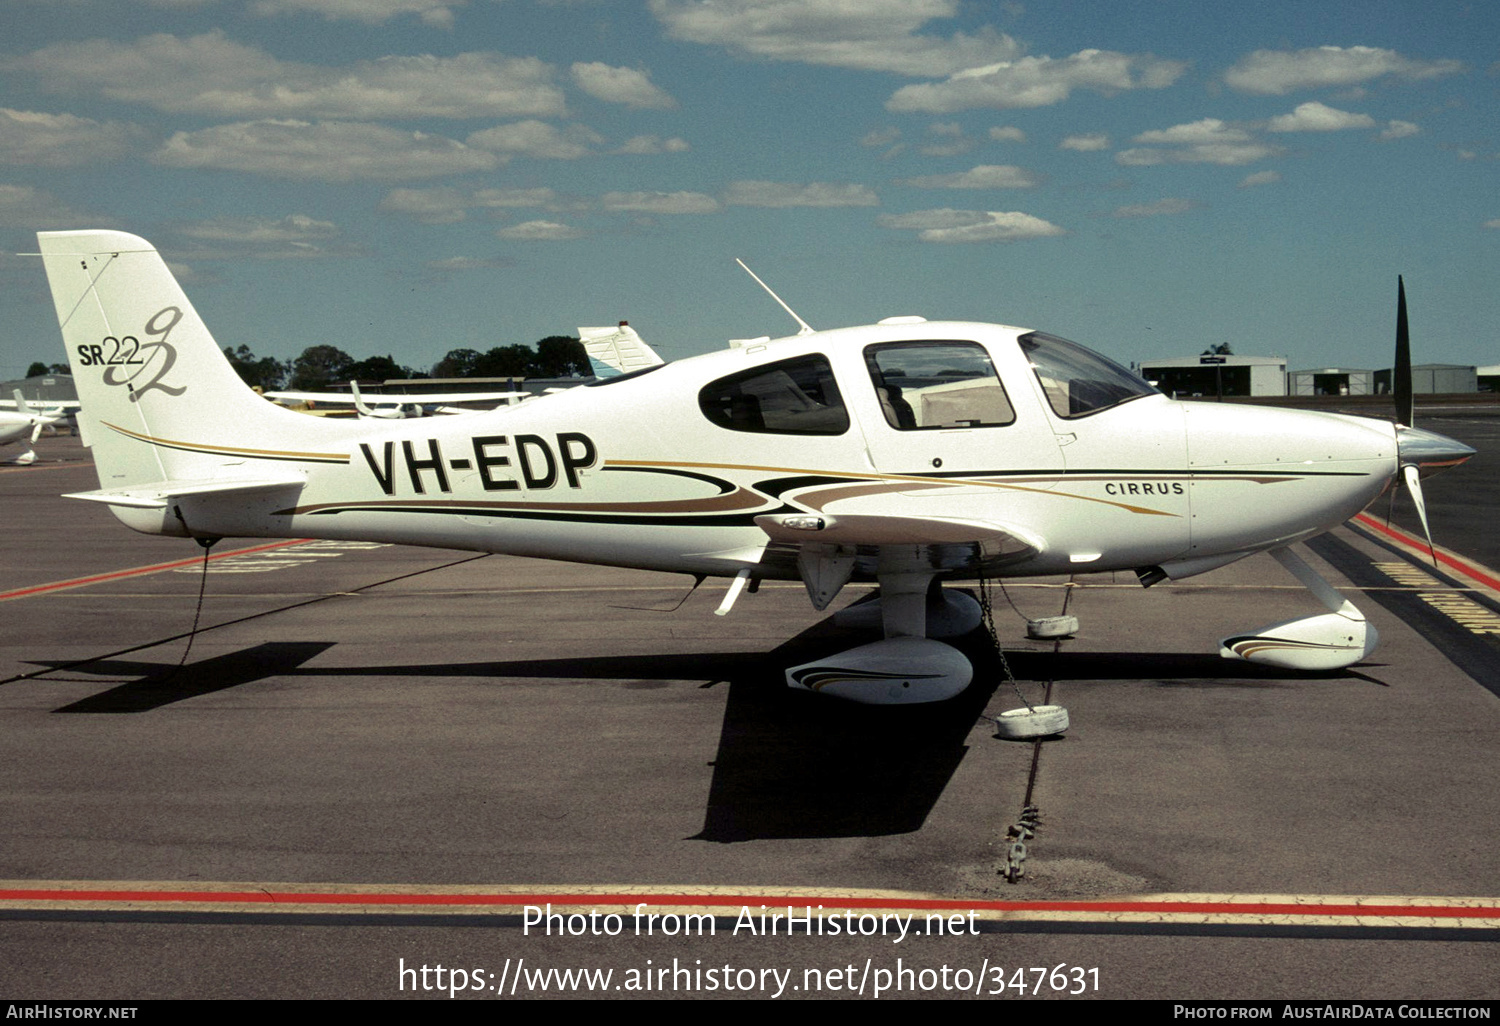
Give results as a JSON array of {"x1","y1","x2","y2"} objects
[{"x1": 1, "y1": 0, "x2": 1495, "y2": 380}]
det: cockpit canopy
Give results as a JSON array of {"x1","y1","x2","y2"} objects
[{"x1": 694, "y1": 327, "x2": 1156, "y2": 436}]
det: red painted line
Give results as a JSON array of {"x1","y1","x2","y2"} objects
[
  {"x1": 0, "y1": 539, "x2": 313, "y2": 602},
  {"x1": 0, "y1": 888, "x2": 1495, "y2": 920},
  {"x1": 1352, "y1": 514, "x2": 1500, "y2": 591}
]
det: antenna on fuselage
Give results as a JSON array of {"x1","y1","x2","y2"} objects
[{"x1": 735, "y1": 258, "x2": 814, "y2": 336}]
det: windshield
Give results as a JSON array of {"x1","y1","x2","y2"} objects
[{"x1": 1019, "y1": 331, "x2": 1156, "y2": 419}]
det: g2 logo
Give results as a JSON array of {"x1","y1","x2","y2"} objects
[{"x1": 77, "y1": 306, "x2": 188, "y2": 402}]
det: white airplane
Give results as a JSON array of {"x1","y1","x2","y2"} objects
[
  {"x1": 265, "y1": 380, "x2": 531, "y2": 418},
  {"x1": 349, "y1": 380, "x2": 427, "y2": 420},
  {"x1": 0, "y1": 389, "x2": 70, "y2": 465},
  {"x1": 36, "y1": 230, "x2": 1474, "y2": 704}
]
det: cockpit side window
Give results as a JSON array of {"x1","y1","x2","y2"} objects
[
  {"x1": 698, "y1": 354, "x2": 849, "y2": 435},
  {"x1": 864, "y1": 341, "x2": 1015, "y2": 430},
  {"x1": 1019, "y1": 331, "x2": 1157, "y2": 419}
]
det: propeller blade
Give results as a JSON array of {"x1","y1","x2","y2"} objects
[
  {"x1": 1401, "y1": 464, "x2": 1437, "y2": 566},
  {"x1": 1394, "y1": 275, "x2": 1413, "y2": 427}
]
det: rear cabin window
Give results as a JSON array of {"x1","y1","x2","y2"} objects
[
  {"x1": 864, "y1": 341, "x2": 1015, "y2": 430},
  {"x1": 698, "y1": 354, "x2": 849, "y2": 435}
]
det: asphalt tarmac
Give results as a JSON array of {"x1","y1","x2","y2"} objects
[{"x1": 1, "y1": 429, "x2": 1496, "y2": 1001}]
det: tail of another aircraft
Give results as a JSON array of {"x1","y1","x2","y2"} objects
[
  {"x1": 578, "y1": 322, "x2": 664, "y2": 379},
  {"x1": 37, "y1": 230, "x2": 332, "y2": 496}
]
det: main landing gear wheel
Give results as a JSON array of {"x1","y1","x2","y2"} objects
[{"x1": 993, "y1": 704, "x2": 1070, "y2": 740}]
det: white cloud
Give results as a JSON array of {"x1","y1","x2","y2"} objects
[
  {"x1": 1111, "y1": 197, "x2": 1200, "y2": 218},
  {"x1": 379, "y1": 187, "x2": 470, "y2": 224},
  {"x1": 472, "y1": 188, "x2": 567, "y2": 209},
  {"x1": 1485, "y1": 219, "x2": 1500, "y2": 230},
  {"x1": 152, "y1": 120, "x2": 499, "y2": 180},
  {"x1": 650, "y1": 0, "x2": 1023, "y2": 77},
  {"x1": 877, "y1": 207, "x2": 1065, "y2": 243},
  {"x1": 1118, "y1": 119, "x2": 1280, "y2": 166},
  {"x1": 0, "y1": 108, "x2": 137, "y2": 166},
  {"x1": 170, "y1": 213, "x2": 352, "y2": 259},
  {"x1": 497, "y1": 220, "x2": 584, "y2": 241},
  {"x1": 1059, "y1": 133, "x2": 1109, "y2": 151},
  {"x1": 381, "y1": 186, "x2": 567, "y2": 223},
  {"x1": 614, "y1": 135, "x2": 691, "y2": 154},
  {"x1": 1133, "y1": 118, "x2": 1252, "y2": 145},
  {"x1": 253, "y1": 0, "x2": 465, "y2": 26},
  {"x1": 900, "y1": 164, "x2": 1041, "y2": 189},
  {"x1": 1224, "y1": 46, "x2": 1463, "y2": 96},
  {"x1": 176, "y1": 213, "x2": 337, "y2": 243},
  {"x1": 887, "y1": 49, "x2": 1187, "y2": 113},
  {"x1": 10, "y1": 32, "x2": 566, "y2": 120},
  {"x1": 1238, "y1": 170, "x2": 1281, "y2": 188},
  {"x1": 861, "y1": 127, "x2": 901, "y2": 148},
  {"x1": 920, "y1": 143, "x2": 970, "y2": 156},
  {"x1": 1265, "y1": 101, "x2": 1375, "y2": 132},
  {"x1": 722, "y1": 181, "x2": 879, "y2": 207},
  {"x1": 467, "y1": 121, "x2": 603, "y2": 160},
  {"x1": 601, "y1": 191, "x2": 722, "y2": 214},
  {"x1": 920, "y1": 123, "x2": 972, "y2": 156},
  {"x1": 989, "y1": 126, "x2": 1026, "y2": 143},
  {"x1": 570, "y1": 62, "x2": 677, "y2": 109},
  {"x1": 1118, "y1": 143, "x2": 1279, "y2": 166},
  {"x1": 1379, "y1": 120, "x2": 1420, "y2": 141}
]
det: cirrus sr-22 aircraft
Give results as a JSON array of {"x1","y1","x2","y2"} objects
[{"x1": 36, "y1": 230, "x2": 1473, "y2": 705}]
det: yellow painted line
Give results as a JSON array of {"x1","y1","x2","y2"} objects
[
  {"x1": 1, "y1": 881, "x2": 1496, "y2": 928},
  {"x1": 0, "y1": 462, "x2": 89, "y2": 475}
]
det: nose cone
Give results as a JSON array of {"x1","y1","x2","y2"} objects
[{"x1": 1397, "y1": 425, "x2": 1476, "y2": 479}]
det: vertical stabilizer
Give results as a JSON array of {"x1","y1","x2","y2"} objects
[
  {"x1": 578, "y1": 322, "x2": 664, "y2": 379},
  {"x1": 37, "y1": 230, "x2": 325, "y2": 491}
]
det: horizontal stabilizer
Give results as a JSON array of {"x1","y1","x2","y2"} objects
[{"x1": 64, "y1": 475, "x2": 306, "y2": 510}]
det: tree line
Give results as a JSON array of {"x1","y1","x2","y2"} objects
[
  {"x1": 23, "y1": 336, "x2": 591, "y2": 392},
  {"x1": 225, "y1": 336, "x2": 591, "y2": 391}
]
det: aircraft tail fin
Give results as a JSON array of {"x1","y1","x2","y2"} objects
[
  {"x1": 36, "y1": 230, "x2": 335, "y2": 496},
  {"x1": 578, "y1": 322, "x2": 663, "y2": 379}
]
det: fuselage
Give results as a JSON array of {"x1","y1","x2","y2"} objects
[{"x1": 157, "y1": 320, "x2": 1400, "y2": 583}]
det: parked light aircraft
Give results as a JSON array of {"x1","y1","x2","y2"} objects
[
  {"x1": 37, "y1": 230, "x2": 1474, "y2": 703},
  {"x1": 265, "y1": 379, "x2": 531, "y2": 418},
  {"x1": 0, "y1": 390, "x2": 70, "y2": 465}
]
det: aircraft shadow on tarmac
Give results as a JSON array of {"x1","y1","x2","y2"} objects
[{"x1": 25, "y1": 623, "x2": 1367, "y2": 841}]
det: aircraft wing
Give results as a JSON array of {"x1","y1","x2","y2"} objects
[
  {"x1": 0, "y1": 398, "x2": 80, "y2": 411},
  {"x1": 264, "y1": 389, "x2": 530, "y2": 408},
  {"x1": 579, "y1": 323, "x2": 664, "y2": 379},
  {"x1": 754, "y1": 512, "x2": 1042, "y2": 611}
]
